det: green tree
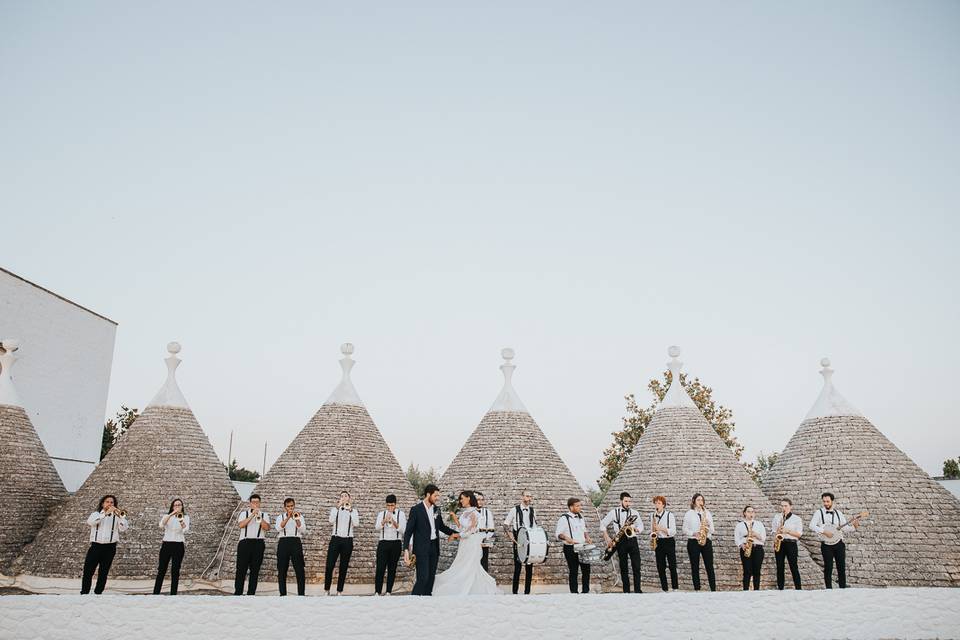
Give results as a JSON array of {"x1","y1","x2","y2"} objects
[
  {"x1": 406, "y1": 463, "x2": 440, "y2": 497},
  {"x1": 599, "y1": 371, "x2": 745, "y2": 488},
  {"x1": 746, "y1": 450, "x2": 780, "y2": 487},
  {"x1": 586, "y1": 486, "x2": 605, "y2": 508},
  {"x1": 224, "y1": 459, "x2": 260, "y2": 482},
  {"x1": 100, "y1": 406, "x2": 139, "y2": 460},
  {"x1": 943, "y1": 458, "x2": 960, "y2": 480}
]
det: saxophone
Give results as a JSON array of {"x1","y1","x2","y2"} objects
[
  {"x1": 603, "y1": 513, "x2": 639, "y2": 561},
  {"x1": 696, "y1": 511, "x2": 709, "y2": 546},
  {"x1": 650, "y1": 513, "x2": 657, "y2": 550},
  {"x1": 743, "y1": 521, "x2": 754, "y2": 558},
  {"x1": 773, "y1": 515, "x2": 785, "y2": 553}
]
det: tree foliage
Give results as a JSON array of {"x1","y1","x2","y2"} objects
[
  {"x1": 100, "y1": 406, "x2": 139, "y2": 461},
  {"x1": 406, "y1": 463, "x2": 440, "y2": 498},
  {"x1": 943, "y1": 457, "x2": 960, "y2": 480},
  {"x1": 225, "y1": 459, "x2": 260, "y2": 482},
  {"x1": 746, "y1": 450, "x2": 780, "y2": 487},
  {"x1": 599, "y1": 371, "x2": 745, "y2": 491}
]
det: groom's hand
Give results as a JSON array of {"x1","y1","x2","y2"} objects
[{"x1": 450, "y1": 533, "x2": 460, "y2": 540}]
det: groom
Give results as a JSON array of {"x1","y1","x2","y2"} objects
[{"x1": 403, "y1": 483, "x2": 459, "y2": 595}]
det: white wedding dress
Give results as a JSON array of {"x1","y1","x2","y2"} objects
[{"x1": 433, "y1": 507, "x2": 501, "y2": 596}]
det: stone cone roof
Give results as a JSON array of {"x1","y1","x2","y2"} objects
[
  {"x1": 17, "y1": 343, "x2": 239, "y2": 579},
  {"x1": 762, "y1": 359, "x2": 960, "y2": 586},
  {"x1": 218, "y1": 344, "x2": 418, "y2": 585},
  {"x1": 439, "y1": 348, "x2": 594, "y2": 586},
  {"x1": 601, "y1": 347, "x2": 820, "y2": 590},
  {"x1": 0, "y1": 340, "x2": 67, "y2": 573}
]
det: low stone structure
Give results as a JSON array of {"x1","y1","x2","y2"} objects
[
  {"x1": 439, "y1": 348, "x2": 595, "y2": 587},
  {"x1": 762, "y1": 358, "x2": 960, "y2": 586},
  {"x1": 600, "y1": 347, "x2": 821, "y2": 591},
  {"x1": 0, "y1": 339, "x2": 67, "y2": 573},
  {"x1": 17, "y1": 343, "x2": 239, "y2": 582}
]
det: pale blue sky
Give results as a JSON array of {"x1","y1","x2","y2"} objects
[{"x1": 2, "y1": 2, "x2": 958, "y2": 488}]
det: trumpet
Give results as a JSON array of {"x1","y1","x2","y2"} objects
[
  {"x1": 293, "y1": 511, "x2": 302, "y2": 519},
  {"x1": 176, "y1": 512, "x2": 185, "y2": 522},
  {"x1": 111, "y1": 508, "x2": 126, "y2": 518}
]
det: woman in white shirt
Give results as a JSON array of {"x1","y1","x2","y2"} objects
[
  {"x1": 81, "y1": 494, "x2": 129, "y2": 594},
  {"x1": 682, "y1": 493, "x2": 716, "y2": 591},
  {"x1": 153, "y1": 498, "x2": 190, "y2": 595},
  {"x1": 735, "y1": 505, "x2": 766, "y2": 590}
]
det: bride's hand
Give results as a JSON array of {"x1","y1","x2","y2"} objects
[{"x1": 450, "y1": 533, "x2": 460, "y2": 540}]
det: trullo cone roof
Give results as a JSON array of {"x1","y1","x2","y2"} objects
[
  {"x1": 0, "y1": 339, "x2": 67, "y2": 573},
  {"x1": 218, "y1": 343, "x2": 418, "y2": 585},
  {"x1": 601, "y1": 346, "x2": 821, "y2": 590},
  {"x1": 762, "y1": 358, "x2": 960, "y2": 586},
  {"x1": 438, "y1": 348, "x2": 593, "y2": 585},
  {"x1": 17, "y1": 343, "x2": 239, "y2": 581}
]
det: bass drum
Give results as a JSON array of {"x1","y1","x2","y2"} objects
[{"x1": 517, "y1": 526, "x2": 549, "y2": 565}]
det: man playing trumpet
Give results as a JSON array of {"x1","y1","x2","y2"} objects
[
  {"x1": 276, "y1": 497, "x2": 306, "y2": 596},
  {"x1": 235, "y1": 494, "x2": 271, "y2": 596},
  {"x1": 325, "y1": 490, "x2": 360, "y2": 596}
]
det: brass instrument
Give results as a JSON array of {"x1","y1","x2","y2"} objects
[
  {"x1": 743, "y1": 522, "x2": 754, "y2": 558},
  {"x1": 650, "y1": 513, "x2": 658, "y2": 550},
  {"x1": 293, "y1": 511, "x2": 302, "y2": 519},
  {"x1": 696, "y1": 511, "x2": 709, "y2": 546},
  {"x1": 773, "y1": 525, "x2": 784, "y2": 553},
  {"x1": 112, "y1": 508, "x2": 126, "y2": 518},
  {"x1": 176, "y1": 512, "x2": 185, "y2": 522},
  {"x1": 603, "y1": 512, "x2": 639, "y2": 561},
  {"x1": 404, "y1": 552, "x2": 416, "y2": 568}
]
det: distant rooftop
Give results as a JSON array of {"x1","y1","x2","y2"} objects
[{"x1": 1, "y1": 267, "x2": 117, "y2": 326}]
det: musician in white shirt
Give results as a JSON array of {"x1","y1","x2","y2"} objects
[
  {"x1": 503, "y1": 489, "x2": 536, "y2": 594},
  {"x1": 600, "y1": 491, "x2": 643, "y2": 593},
  {"x1": 234, "y1": 493, "x2": 271, "y2": 595},
  {"x1": 651, "y1": 495, "x2": 679, "y2": 591},
  {"x1": 81, "y1": 494, "x2": 129, "y2": 594},
  {"x1": 476, "y1": 492, "x2": 495, "y2": 572},
  {"x1": 682, "y1": 493, "x2": 717, "y2": 591},
  {"x1": 276, "y1": 497, "x2": 307, "y2": 596},
  {"x1": 809, "y1": 492, "x2": 858, "y2": 589},
  {"x1": 556, "y1": 497, "x2": 593, "y2": 593},
  {"x1": 325, "y1": 490, "x2": 360, "y2": 595},
  {"x1": 374, "y1": 494, "x2": 406, "y2": 595},
  {"x1": 771, "y1": 498, "x2": 803, "y2": 590},
  {"x1": 153, "y1": 498, "x2": 190, "y2": 595},
  {"x1": 735, "y1": 505, "x2": 766, "y2": 590}
]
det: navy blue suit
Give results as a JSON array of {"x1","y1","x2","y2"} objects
[{"x1": 403, "y1": 501, "x2": 456, "y2": 595}]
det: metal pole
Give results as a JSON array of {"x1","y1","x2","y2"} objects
[
  {"x1": 262, "y1": 441, "x2": 267, "y2": 478},
  {"x1": 227, "y1": 430, "x2": 233, "y2": 468}
]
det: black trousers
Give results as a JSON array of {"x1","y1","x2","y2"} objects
[
  {"x1": 821, "y1": 541, "x2": 847, "y2": 588},
  {"x1": 686, "y1": 538, "x2": 716, "y2": 591},
  {"x1": 655, "y1": 537, "x2": 679, "y2": 591},
  {"x1": 153, "y1": 541, "x2": 185, "y2": 595},
  {"x1": 775, "y1": 540, "x2": 802, "y2": 590},
  {"x1": 81, "y1": 542, "x2": 116, "y2": 594},
  {"x1": 740, "y1": 545, "x2": 764, "y2": 590},
  {"x1": 562, "y1": 544, "x2": 590, "y2": 593},
  {"x1": 512, "y1": 542, "x2": 532, "y2": 594},
  {"x1": 277, "y1": 537, "x2": 306, "y2": 596},
  {"x1": 234, "y1": 539, "x2": 265, "y2": 595},
  {"x1": 616, "y1": 536, "x2": 642, "y2": 593},
  {"x1": 375, "y1": 540, "x2": 402, "y2": 594},
  {"x1": 481, "y1": 546, "x2": 490, "y2": 572},
  {"x1": 325, "y1": 536, "x2": 353, "y2": 593}
]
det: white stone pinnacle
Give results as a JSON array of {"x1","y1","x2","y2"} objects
[
  {"x1": 324, "y1": 342, "x2": 364, "y2": 407},
  {"x1": 147, "y1": 341, "x2": 190, "y2": 409},
  {"x1": 660, "y1": 345, "x2": 697, "y2": 409},
  {"x1": 489, "y1": 347, "x2": 529, "y2": 414},
  {"x1": 0, "y1": 339, "x2": 24, "y2": 408},
  {"x1": 804, "y1": 357, "x2": 861, "y2": 420}
]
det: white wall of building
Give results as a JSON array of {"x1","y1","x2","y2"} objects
[{"x1": 0, "y1": 268, "x2": 117, "y2": 491}]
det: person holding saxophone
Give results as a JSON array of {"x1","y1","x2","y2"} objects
[
  {"x1": 735, "y1": 505, "x2": 766, "y2": 590},
  {"x1": 599, "y1": 491, "x2": 643, "y2": 593},
  {"x1": 682, "y1": 493, "x2": 716, "y2": 591},
  {"x1": 771, "y1": 498, "x2": 803, "y2": 590}
]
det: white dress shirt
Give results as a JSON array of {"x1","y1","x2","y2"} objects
[
  {"x1": 238, "y1": 509, "x2": 269, "y2": 540},
  {"x1": 556, "y1": 511, "x2": 588, "y2": 545},
  {"x1": 329, "y1": 507, "x2": 360, "y2": 538},
  {"x1": 275, "y1": 512, "x2": 307, "y2": 538},
  {"x1": 87, "y1": 510, "x2": 128, "y2": 544},
  {"x1": 809, "y1": 508, "x2": 854, "y2": 535},
  {"x1": 375, "y1": 508, "x2": 406, "y2": 541},
  {"x1": 599, "y1": 506, "x2": 644, "y2": 536},
  {"x1": 423, "y1": 500, "x2": 438, "y2": 540},
  {"x1": 159, "y1": 513, "x2": 191, "y2": 542},
  {"x1": 652, "y1": 509, "x2": 677, "y2": 538},
  {"x1": 771, "y1": 512, "x2": 803, "y2": 541},
  {"x1": 477, "y1": 507, "x2": 496, "y2": 546},
  {"x1": 503, "y1": 504, "x2": 535, "y2": 532},
  {"x1": 682, "y1": 509, "x2": 715, "y2": 540},
  {"x1": 734, "y1": 520, "x2": 767, "y2": 548}
]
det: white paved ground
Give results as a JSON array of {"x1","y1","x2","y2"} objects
[{"x1": 1, "y1": 588, "x2": 958, "y2": 639}]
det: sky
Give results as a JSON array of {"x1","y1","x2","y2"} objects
[{"x1": 2, "y1": 2, "x2": 958, "y2": 489}]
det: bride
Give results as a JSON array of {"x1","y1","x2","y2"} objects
[{"x1": 433, "y1": 490, "x2": 501, "y2": 596}]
